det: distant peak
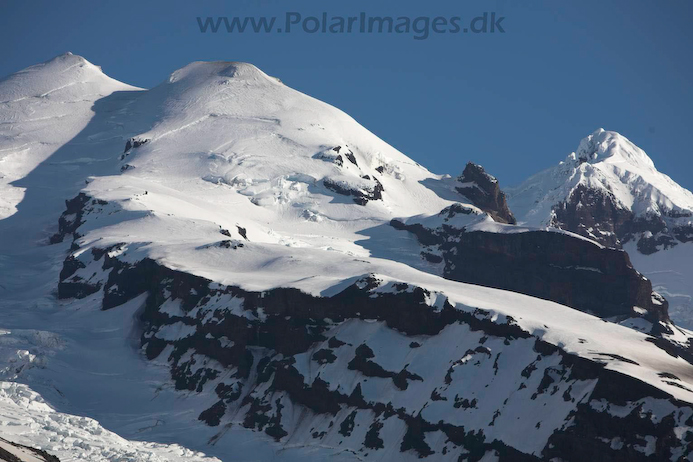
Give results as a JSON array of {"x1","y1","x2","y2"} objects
[{"x1": 566, "y1": 129, "x2": 656, "y2": 170}]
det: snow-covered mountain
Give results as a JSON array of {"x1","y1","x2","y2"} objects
[
  {"x1": 0, "y1": 52, "x2": 140, "y2": 221},
  {"x1": 1, "y1": 55, "x2": 693, "y2": 461},
  {"x1": 507, "y1": 129, "x2": 693, "y2": 328}
]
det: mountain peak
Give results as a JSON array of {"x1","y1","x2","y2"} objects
[
  {"x1": 0, "y1": 52, "x2": 137, "y2": 104},
  {"x1": 167, "y1": 61, "x2": 280, "y2": 86},
  {"x1": 52, "y1": 51, "x2": 88, "y2": 63},
  {"x1": 37, "y1": 52, "x2": 105, "y2": 77},
  {"x1": 508, "y1": 129, "x2": 693, "y2": 253},
  {"x1": 566, "y1": 129, "x2": 656, "y2": 170}
]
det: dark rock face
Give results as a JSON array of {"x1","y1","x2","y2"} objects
[
  {"x1": 49, "y1": 193, "x2": 91, "y2": 244},
  {"x1": 456, "y1": 163, "x2": 516, "y2": 224},
  {"x1": 313, "y1": 145, "x2": 390, "y2": 205},
  {"x1": 54, "y1": 243, "x2": 693, "y2": 460},
  {"x1": 123, "y1": 137, "x2": 149, "y2": 153},
  {"x1": 314, "y1": 145, "x2": 358, "y2": 169},
  {"x1": 323, "y1": 176, "x2": 384, "y2": 206},
  {"x1": 551, "y1": 184, "x2": 692, "y2": 254},
  {"x1": 552, "y1": 185, "x2": 632, "y2": 248},
  {"x1": 334, "y1": 146, "x2": 358, "y2": 167},
  {"x1": 391, "y1": 215, "x2": 669, "y2": 324},
  {"x1": 674, "y1": 222, "x2": 693, "y2": 243}
]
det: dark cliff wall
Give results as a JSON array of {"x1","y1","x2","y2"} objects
[{"x1": 391, "y1": 219, "x2": 668, "y2": 323}]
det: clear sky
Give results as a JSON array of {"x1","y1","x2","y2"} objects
[{"x1": 1, "y1": 0, "x2": 692, "y2": 190}]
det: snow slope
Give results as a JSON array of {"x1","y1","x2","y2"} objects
[
  {"x1": 1, "y1": 56, "x2": 693, "y2": 460},
  {"x1": 625, "y1": 241, "x2": 693, "y2": 329}
]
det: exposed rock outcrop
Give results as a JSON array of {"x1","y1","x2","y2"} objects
[
  {"x1": 391, "y1": 210, "x2": 668, "y2": 325},
  {"x1": 123, "y1": 136, "x2": 149, "y2": 153},
  {"x1": 456, "y1": 162, "x2": 516, "y2": 224},
  {"x1": 323, "y1": 176, "x2": 384, "y2": 206},
  {"x1": 552, "y1": 184, "x2": 692, "y2": 254}
]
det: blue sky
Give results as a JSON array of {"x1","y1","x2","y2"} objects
[{"x1": 1, "y1": 0, "x2": 692, "y2": 190}]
